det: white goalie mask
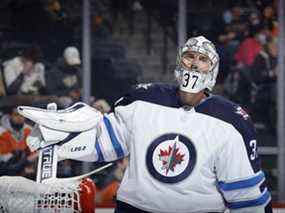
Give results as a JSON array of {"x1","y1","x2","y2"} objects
[{"x1": 174, "y1": 36, "x2": 219, "y2": 93}]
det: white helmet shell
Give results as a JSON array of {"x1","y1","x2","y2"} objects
[{"x1": 175, "y1": 36, "x2": 219, "y2": 93}]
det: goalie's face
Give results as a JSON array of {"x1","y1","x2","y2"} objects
[
  {"x1": 175, "y1": 36, "x2": 219, "y2": 95},
  {"x1": 180, "y1": 51, "x2": 211, "y2": 74}
]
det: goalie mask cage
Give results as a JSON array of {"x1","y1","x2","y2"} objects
[{"x1": 0, "y1": 176, "x2": 96, "y2": 213}]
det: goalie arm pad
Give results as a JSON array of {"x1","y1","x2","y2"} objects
[
  {"x1": 94, "y1": 113, "x2": 129, "y2": 161},
  {"x1": 56, "y1": 107, "x2": 130, "y2": 162},
  {"x1": 56, "y1": 109, "x2": 130, "y2": 162},
  {"x1": 59, "y1": 112, "x2": 130, "y2": 162}
]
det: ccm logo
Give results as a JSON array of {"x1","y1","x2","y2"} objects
[{"x1": 70, "y1": 146, "x2": 87, "y2": 152}]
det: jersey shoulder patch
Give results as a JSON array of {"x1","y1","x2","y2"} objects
[
  {"x1": 196, "y1": 95, "x2": 251, "y2": 122},
  {"x1": 195, "y1": 95, "x2": 257, "y2": 142},
  {"x1": 114, "y1": 83, "x2": 180, "y2": 108}
]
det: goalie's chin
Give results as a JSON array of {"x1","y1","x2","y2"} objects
[{"x1": 178, "y1": 89, "x2": 206, "y2": 107}]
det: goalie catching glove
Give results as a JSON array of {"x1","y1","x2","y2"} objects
[{"x1": 17, "y1": 102, "x2": 103, "y2": 161}]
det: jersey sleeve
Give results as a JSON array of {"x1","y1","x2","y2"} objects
[
  {"x1": 215, "y1": 129, "x2": 272, "y2": 212},
  {"x1": 94, "y1": 101, "x2": 136, "y2": 162}
]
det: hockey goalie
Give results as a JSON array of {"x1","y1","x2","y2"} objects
[{"x1": 10, "y1": 36, "x2": 273, "y2": 213}]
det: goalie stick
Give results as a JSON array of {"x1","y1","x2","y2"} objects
[
  {"x1": 36, "y1": 103, "x2": 113, "y2": 183},
  {"x1": 36, "y1": 102, "x2": 58, "y2": 183},
  {"x1": 36, "y1": 144, "x2": 58, "y2": 183},
  {"x1": 37, "y1": 141, "x2": 113, "y2": 183}
]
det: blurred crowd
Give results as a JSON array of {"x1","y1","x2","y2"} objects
[
  {"x1": 0, "y1": 43, "x2": 117, "y2": 205},
  {"x1": 0, "y1": 0, "x2": 125, "y2": 206},
  {"x1": 0, "y1": 0, "x2": 280, "y2": 206},
  {"x1": 214, "y1": 0, "x2": 278, "y2": 130}
]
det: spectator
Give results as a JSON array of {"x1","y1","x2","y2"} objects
[
  {"x1": 262, "y1": 5, "x2": 276, "y2": 26},
  {"x1": 216, "y1": 5, "x2": 248, "y2": 82},
  {"x1": 262, "y1": 5, "x2": 278, "y2": 39},
  {"x1": 46, "y1": 0, "x2": 66, "y2": 21},
  {"x1": 92, "y1": 15, "x2": 112, "y2": 38},
  {"x1": 250, "y1": 39, "x2": 277, "y2": 130},
  {"x1": 92, "y1": 99, "x2": 111, "y2": 114},
  {"x1": 3, "y1": 46, "x2": 46, "y2": 95},
  {"x1": 0, "y1": 107, "x2": 32, "y2": 176},
  {"x1": 218, "y1": 5, "x2": 247, "y2": 45},
  {"x1": 46, "y1": 46, "x2": 82, "y2": 107},
  {"x1": 248, "y1": 12, "x2": 261, "y2": 30},
  {"x1": 234, "y1": 26, "x2": 266, "y2": 67},
  {"x1": 251, "y1": 39, "x2": 277, "y2": 84},
  {"x1": 96, "y1": 158, "x2": 128, "y2": 205}
]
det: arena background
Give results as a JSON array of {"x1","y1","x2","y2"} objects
[{"x1": 0, "y1": 0, "x2": 284, "y2": 211}]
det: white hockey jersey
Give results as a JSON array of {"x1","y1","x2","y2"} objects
[{"x1": 94, "y1": 83, "x2": 271, "y2": 213}]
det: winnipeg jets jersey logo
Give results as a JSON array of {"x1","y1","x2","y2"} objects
[
  {"x1": 146, "y1": 134, "x2": 196, "y2": 183},
  {"x1": 159, "y1": 136, "x2": 185, "y2": 175}
]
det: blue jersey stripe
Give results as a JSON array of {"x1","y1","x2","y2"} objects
[
  {"x1": 218, "y1": 171, "x2": 265, "y2": 191},
  {"x1": 227, "y1": 188, "x2": 270, "y2": 209},
  {"x1": 95, "y1": 140, "x2": 105, "y2": 162},
  {"x1": 103, "y1": 116, "x2": 125, "y2": 158}
]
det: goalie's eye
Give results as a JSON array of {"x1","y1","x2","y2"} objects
[
  {"x1": 198, "y1": 55, "x2": 210, "y2": 63},
  {"x1": 181, "y1": 57, "x2": 192, "y2": 70},
  {"x1": 181, "y1": 52, "x2": 211, "y2": 65},
  {"x1": 181, "y1": 53, "x2": 194, "y2": 67}
]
